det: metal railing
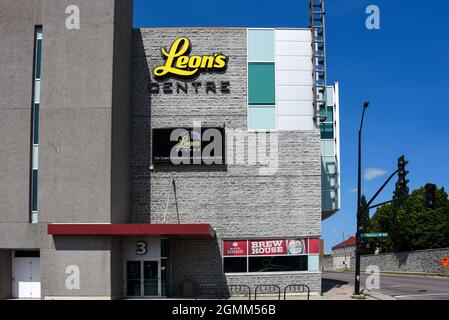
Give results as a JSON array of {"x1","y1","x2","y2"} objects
[
  {"x1": 283, "y1": 284, "x2": 311, "y2": 300},
  {"x1": 254, "y1": 285, "x2": 281, "y2": 300},
  {"x1": 228, "y1": 285, "x2": 251, "y2": 300}
]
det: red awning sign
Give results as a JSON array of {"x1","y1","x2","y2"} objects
[
  {"x1": 223, "y1": 240, "x2": 247, "y2": 256},
  {"x1": 223, "y1": 238, "x2": 320, "y2": 257}
]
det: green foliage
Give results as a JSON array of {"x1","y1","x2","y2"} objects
[{"x1": 367, "y1": 185, "x2": 449, "y2": 253}]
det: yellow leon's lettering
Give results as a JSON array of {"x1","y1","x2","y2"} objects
[
  {"x1": 154, "y1": 38, "x2": 195, "y2": 77},
  {"x1": 153, "y1": 37, "x2": 227, "y2": 78}
]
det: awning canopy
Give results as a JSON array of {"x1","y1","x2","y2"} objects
[{"x1": 47, "y1": 224, "x2": 216, "y2": 239}]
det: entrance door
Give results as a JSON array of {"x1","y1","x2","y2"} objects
[
  {"x1": 126, "y1": 261, "x2": 142, "y2": 296},
  {"x1": 126, "y1": 260, "x2": 160, "y2": 297},
  {"x1": 143, "y1": 261, "x2": 158, "y2": 296},
  {"x1": 12, "y1": 254, "x2": 41, "y2": 299}
]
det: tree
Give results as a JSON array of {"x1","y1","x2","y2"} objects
[{"x1": 368, "y1": 185, "x2": 449, "y2": 253}]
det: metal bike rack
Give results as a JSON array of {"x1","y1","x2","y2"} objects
[
  {"x1": 228, "y1": 285, "x2": 251, "y2": 300},
  {"x1": 255, "y1": 285, "x2": 281, "y2": 300},
  {"x1": 283, "y1": 284, "x2": 311, "y2": 300}
]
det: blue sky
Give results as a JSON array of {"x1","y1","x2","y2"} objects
[{"x1": 134, "y1": 0, "x2": 449, "y2": 253}]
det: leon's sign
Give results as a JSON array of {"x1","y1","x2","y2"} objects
[{"x1": 153, "y1": 37, "x2": 227, "y2": 78}]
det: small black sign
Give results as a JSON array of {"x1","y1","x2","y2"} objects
[{"x1": 152, "y1": 127, "x2": 225, "y2": 165}]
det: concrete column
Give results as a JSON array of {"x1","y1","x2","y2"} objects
[{"x1": 0, "y1": 250, "x2": 12, "y2": 299}]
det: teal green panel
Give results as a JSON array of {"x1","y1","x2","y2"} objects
[
  {"x1": 326, "y1": 106, "x2": 334, "y2": 122},
  {"x1": 248, "y1": 106, "x2": 276, "y2": 130},
  {"x1": 320, "y1": 123, "x2": 334, "y2": 139},
  {"x1": 321, "y1": 156, "x2": 336, "y2": 174},
  {"x1": 248, "y1": 63, "x2": 275, "y2": 105},
  {"x1": 308, "y1": 255, "x2": 319, "y2": 271},
  {"x1": 248, "y1": 29, "x2": 274, "y2": 62},
  {"x1": 321, "y1": 140, "x2": 335, "y2": 157}
]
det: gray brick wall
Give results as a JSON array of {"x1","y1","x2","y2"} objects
[
  {"x1": 350, "y1": 248, "x2": 449, "y2": 274},
  {"x1": 131, "y1": 28, "x2": 322, "y2": 296}
]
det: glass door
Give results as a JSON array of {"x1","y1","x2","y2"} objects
[
  {"x1": 126, "y1": 261, "x2": 141, "y2": 296},
  {"x1": 143, "y1": 261, "x2": 159, "y2": 296}
]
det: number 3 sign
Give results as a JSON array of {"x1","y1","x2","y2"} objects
[{"x1": 136, "y1": 241, "x2": 147, "y2": 255}]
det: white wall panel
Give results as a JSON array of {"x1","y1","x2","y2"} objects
[
  {"x1": 277, "y1": 71, "x2": 313, "y2": 86},
  {"x1": 274, "y1": 29, "x2": 314, "y2": 131},
  {"x1": 276, "y1": 29, "x2": 312, "y2": 42},
  {"x1": 278, "y1": 101, "x2": 314, "y2": 116},
  {"x1": 277, "y1": 56, "x2": 313, "y2": 71},
  {"x1": 278, "y1": 115, "x2": 314, "y2": 131},
  {"x1": 277, "y1": 85, "x2": 313, "y2": 101},
  {"x1": 276, "y1": 41, "x2": 312, "y2": 57}
]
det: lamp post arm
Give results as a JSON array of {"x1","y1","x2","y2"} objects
[{"x1": 359, "y1": 169, "x2": 399, "y2": 214}]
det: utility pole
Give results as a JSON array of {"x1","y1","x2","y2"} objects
[{"x1": 355, "y1": 101, "x2": 369, "y2": 295}]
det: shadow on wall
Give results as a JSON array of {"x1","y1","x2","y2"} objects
[
  {"x1": 169, "y1": 239, "x2": 230, "y2": 298},
  {"x1": 395, "y1": 252, "x2": 409, "y2": 269},
  {"x1": 321, "y1": 277, "x2": 349, "y2": 294},
  {"x1": 130, "y1": 29, "x2": 152, "y2": 223}
]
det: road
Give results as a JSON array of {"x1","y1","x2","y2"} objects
[{"x1": 323, "y1": 271, "x2": 449, "y2": 300}]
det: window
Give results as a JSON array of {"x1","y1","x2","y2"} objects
[
  {"x1": 248, "y1": 106, "x2": 276, "y2": 130},
  {"x1": 223, "y1": 239, "x2": 319, "y2": 273},
  {"x1": 223, "y1": 257, "x2": 247, "y2": 273},
  {"x1": 249, "y1": 256, "x2": 308, "y2": 273},
  {"x1": 33, "y1": 104, "x2": 39, "y2": 145},
  {"x1": 247, "y1": 29, "x2": 276, "y2": 130},
  {"x1": 31, "y1": 26, "x2": 42, "y2": 224},
  {"x1": 320, "y1": 123, "x2": 334, "y2": 139},
  {"x1": 248, "y1": 63, "x2": 275, "y2": 105},
  {"x1": 248, "y1": 29, "x2": 274, "y2": 62}
]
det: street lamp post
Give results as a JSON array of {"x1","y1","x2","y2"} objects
[{"x1": 355, "y1": 101, "x2": 369, "y2": 295}]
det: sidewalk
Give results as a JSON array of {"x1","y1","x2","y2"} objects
[{"x1": 320, "y1": 282, "x2": 397, "y2": 300}]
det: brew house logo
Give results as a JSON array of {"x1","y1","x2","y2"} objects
[{"x1": 153, "y1": 37, "x2": 227, "y2": 78}]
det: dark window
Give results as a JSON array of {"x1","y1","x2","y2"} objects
[
  {"x1": 36, "y1": 38, "x2": 42, "y2": 79},
  {"x1": 161, "y1": 239, "x2": 169, "y2": 258},
  {"x1": 320, "y1": 123, "x2": 334, "y2": 139},
  {"x1": 33, "y1": 104, "x2": 39, "y2": 145},
  {"x1": 248, "y1": 256, "x2": 308, "y2": 273},
  {"x1": 15, "y1": 250, "x2": 40, "y2": 257},
  {"x1": 32, "y1": 170, "x2": 38, "y2": 211},
  {"x1": 223, "y1": 257, "x2": 247, "y2": 273}
]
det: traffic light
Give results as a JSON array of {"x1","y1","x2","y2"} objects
[
  {"x1": 396, "y1": 156, "x2": 410, "y2": 194},
  {"x1": 425, "y1": 183, "x2": 436, "y2": 209}
]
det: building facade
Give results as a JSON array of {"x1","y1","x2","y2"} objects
[
  {"x1": 331, "y1": 237, "x2": 356, "y2": 270},
  {"x1": 0, "y1": 0, "x2": 339, "y2": 299}
]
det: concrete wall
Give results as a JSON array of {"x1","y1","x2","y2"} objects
[
  {"x1": 110, "y1": 238, "x2": 124, "y2": 298},
  {"x1": 41, "y1": 237, "x2": 113, "y2": 299},
  {"x1": 350, "y1": 248, "x2": 449, "y2": 274},
  {"x1": 0, "y1": 250, "x2": 12, "y2": 299},
  {"x1": 0, "y1": 0, "x2": 132, "y2": 224},
  {"x1": 0, "y1": 0, "x2": 133, "y2": 299},
  {"x1": 0, "y1": 0, "x2": 41, "y2": 225},
  {"x1": 131, "y1": 28, "x2": 322, "y2": 296},
  {"x1": 39, "y1": 0, "x2": 132, "y2": 224},
  {"x1": 111, "y1": 0, "x2": 133, "y2": 224}
]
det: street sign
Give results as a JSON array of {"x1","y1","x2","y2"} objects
[
  {"x1": 361, "y1": 233, "x2": 388, "y2": 238},
  {"x1": 442, "y1": 257, "x2": 449, "y2": 268}
]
